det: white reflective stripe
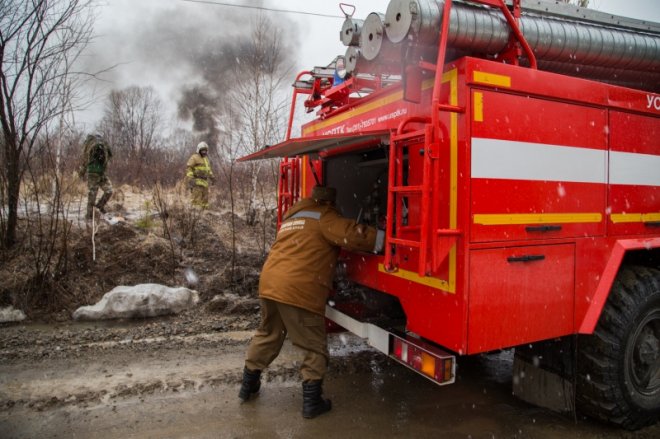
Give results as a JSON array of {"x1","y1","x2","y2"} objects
[
  {"x1": 471, "y1": 137, "x2": 607, "y2": 184},
  {"x1": 289, "y1": 211, "x2": 321, "y2": 220},
  {"x1": 610, "y1": 151, "x2": 660, "y2": 187}
]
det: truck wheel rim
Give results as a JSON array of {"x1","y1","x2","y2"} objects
[{"x1": 629, "y1": 309, "x2": 660, "y2": 397}]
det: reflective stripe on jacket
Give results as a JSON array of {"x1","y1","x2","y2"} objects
[
  {"x1": 186, "y1": 153, "x2": 213, "y2": 188},
  {"x1": 258, "y1": 198, "x2": 378, "y2": 315}
]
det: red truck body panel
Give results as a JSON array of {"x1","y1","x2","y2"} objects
[{"x1": 276, "y1": 56, "x2": 660, "y2": 355}]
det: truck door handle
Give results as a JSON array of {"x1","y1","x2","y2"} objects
[
  {"x1": 507, "y1": 254, "x2": 546, "y2": 263},
  {"x1": 525, "y1": 225, "x2": 562, "y2": 232},
  {"x1": 644, "y1": 221, "x2": 660, "y2": 228}
]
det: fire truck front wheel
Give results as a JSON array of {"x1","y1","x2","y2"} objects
[{"x1": 577, "y1": 265, "x2": 660, "y2": 430}]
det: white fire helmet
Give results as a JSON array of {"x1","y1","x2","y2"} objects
[{"x1": 197, "y1": 141, "x2": 209, "y2": 153}]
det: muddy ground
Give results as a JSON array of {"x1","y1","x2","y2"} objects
[
  {"x1": 1, "y1": 188, "x2": 659, "y2": 438},
  {"x1": 1, "y1": 314, "x2": 660, "y2": 439}
]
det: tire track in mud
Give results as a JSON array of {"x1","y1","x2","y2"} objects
[
  {"x1": 0, "y1": 330, "x2": 253, "y2": 411},
  {"x1": 0, "y1": 330, "x2": 383, "y2": 412}
]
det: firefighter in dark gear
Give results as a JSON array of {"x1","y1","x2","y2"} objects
[
  {"x1": 239, "y1": 186, "x2": 385, "y2": 419},
  {"x1": 185, "y1": 141, "x2": 215, "y2": 209},
  {"x1": 80, "y1": 133, "x2": 113, "y2": 220}
]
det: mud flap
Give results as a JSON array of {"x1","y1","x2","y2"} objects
[{"x1": 512, "y1": 337, "x2": 576, "y2": 414}]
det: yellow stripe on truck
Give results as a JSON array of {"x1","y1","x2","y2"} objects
[
  {"x1": 302, "y1": 79, "x2": 437, "y2": 136},
  {"x1": 474, "y1": 212, "x2": 603, "y2": 225},
  {"x1": 473, "y1": 91, "x2": 483, "y2": 122},
  {"x1": 378, "y1": 264, "x2": 452, "y2": 292},
  {"x1": 610, "y1": 212, "x2": 660, "y2": 223},
  {"x1": 473, "y1": 71, "x2": 511, "y2": 88}
]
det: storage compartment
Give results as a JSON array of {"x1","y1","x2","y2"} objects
[
  {"x1": 467, "y1": 243, "x2": 575, "y2": 353},
  {"x1": 608, "y1": 111, "x2": 660, "y2": 235},
  {"x1": 325, "y1": 146, "x2": 390, "y2": 227},
  {"x1": 470, "y1": 91, "x2": 607, "y2": 243}
]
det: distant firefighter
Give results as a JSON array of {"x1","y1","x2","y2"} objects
[
  {"x1": 185, "y1": 141, "x2": 215, "y2": 208},
  {"x1": 79, "y1": 133, "x2": 113, "y2": 220}
]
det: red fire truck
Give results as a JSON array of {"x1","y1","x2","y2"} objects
[{"x1": 241, "y1": 0, "x2": 659, "y2": 429}]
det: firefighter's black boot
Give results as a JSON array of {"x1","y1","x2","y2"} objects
[
  {"x1": 302, "y1": 380, "x2": 332, "y2": 419},
  {"x1": 238, "y1": 367, "x2": 261, "y2": 402}
]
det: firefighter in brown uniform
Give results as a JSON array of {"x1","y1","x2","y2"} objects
[
  {"x1": 239, "y1": 186, "x2": 384, "y2": 418},
  {"x1": 186, "y1": 141, "x2": 214, "y2": 208}
]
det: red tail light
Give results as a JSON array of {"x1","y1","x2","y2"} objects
[{"x1": 390, "y1": 334, "x2": 455, "y2": 385}]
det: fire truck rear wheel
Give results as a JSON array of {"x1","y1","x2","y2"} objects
[{"x1": 576, "y1": 265, "x2": 660, "y2": 430}]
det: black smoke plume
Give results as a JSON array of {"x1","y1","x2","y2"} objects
[{"x1": 85, "y1": 1, "x2": 298, "y2": 147}]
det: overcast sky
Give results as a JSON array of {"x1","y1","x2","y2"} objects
[{"x1": 77, "y1": 0, "x2": 660, "y2": 131}]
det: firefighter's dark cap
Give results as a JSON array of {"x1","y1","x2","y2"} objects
[{"x1": 312, "y1": 186, "x2": 336, "y2": 203}]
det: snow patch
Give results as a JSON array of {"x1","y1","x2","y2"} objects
[
  {"x1": 0, "y1": 306, "x2": 26, "y2": 323},
  {"x1": 72, "y1": 284, "x2": 199, "y2": 321}
]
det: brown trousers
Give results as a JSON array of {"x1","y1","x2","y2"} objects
[{"x1": 245, "y1": 298, "x2": 328, "y2": 381}]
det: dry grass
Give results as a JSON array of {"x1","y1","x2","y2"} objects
[{"x1": 0, "y1": 185, "x2": 274, "y2": 321}]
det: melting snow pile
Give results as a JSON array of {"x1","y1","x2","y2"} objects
[
  {"x1": 0, "y1": 306, "x2": 26, "y2": 323},
  {"x1": 73, "y1": 284, "x2": 199, "y2": 321}
]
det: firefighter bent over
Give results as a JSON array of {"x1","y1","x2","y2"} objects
[
  {"x1": 80, "y1": 134, "x2": 113, "y2": 220},
  {"x1": 186, "y1": 141, "x2": 214, "y2": 208},
  {"x1": 239, "y1": 186, "x2": 384, "y2": 418}
]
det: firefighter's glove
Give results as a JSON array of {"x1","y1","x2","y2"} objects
[{"x1": 373, "y1": 229, "x2": 385, "y2": 254}]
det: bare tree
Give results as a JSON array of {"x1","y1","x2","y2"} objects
[
  {"x1": 229, "y1": 15, "x2": 291, "y2": 228},
  {"x1": 0, "y1": 0, "x2": 94, "y2": 247},
  {"x1": 217, "y1": 105, "x2": 242, "y2": 283},
  {"x1": 97, "y1": 85, "x2": 162, "y2": 184}
]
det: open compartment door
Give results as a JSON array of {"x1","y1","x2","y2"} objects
[
  {"x1": 238, "y1": 131, "x2": 391, "y2": 161},
  {"x1": 240, "y1": 130, "x2": 391, "y2": 226}
]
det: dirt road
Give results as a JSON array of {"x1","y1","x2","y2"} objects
[{"x1": 1, "y1": 311, "x2": 659, "y2": 439}]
